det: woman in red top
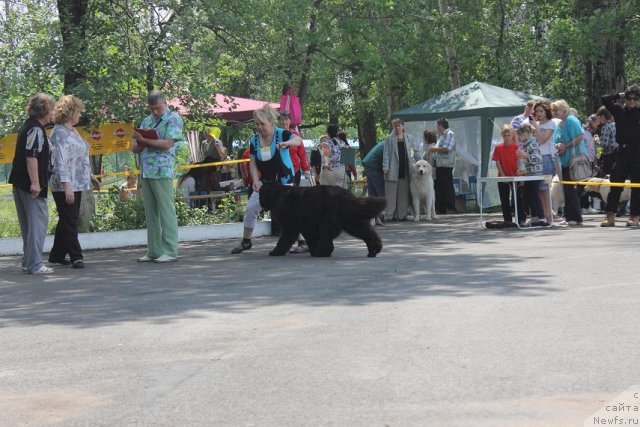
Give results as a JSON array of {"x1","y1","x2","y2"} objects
[
  {"x1": 278, "y1": 112, "x2": 310, "y2": 186},
  {"x1": 492, "y1": 125, "x2": 524, "y2": 224}
]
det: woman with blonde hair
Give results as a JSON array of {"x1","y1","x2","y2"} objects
[
  {"x1": 49, "y1": 95, "x2": 100, "y2": 268},
  {"x1": 231, "y1": 105, "x2": 302, "y2": 253},
  {"x1": 551, "y1": 99, "x2": 585, "y2": 226}
]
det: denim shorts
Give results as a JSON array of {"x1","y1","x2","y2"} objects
[{"x1": 539, "y1": 155, "x2": 554, "y2": 190}]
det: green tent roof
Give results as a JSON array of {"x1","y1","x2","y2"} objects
[{"x1": 392, "y1": 81, "x2": 548, "y2": 121}]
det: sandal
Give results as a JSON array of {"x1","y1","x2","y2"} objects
[{"x1": 231, "y1": 240, "x2": 252, "y2": 254}]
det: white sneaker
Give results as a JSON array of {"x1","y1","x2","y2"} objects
[
  {"x1": 288, "y1": 245, "x2": 309, "y2": 254},
  {"x1": 30, "y1": 265, "x2": 53, "y2": 274},
  {"x1": 137, "y1": 255, "x2": 155, "y2": 262},
  {"x1": 154, "y1": 255, "x2": 177, "y2": 263}
]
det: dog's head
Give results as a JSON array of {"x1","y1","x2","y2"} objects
[
  {"x1": 258, "y1": 182, "x2": 291, "y2": 212},
  {"x1": 258, "y1": 182, "x2": 275, "y2": 211},
  {"x1": 413, "y1": 159, "x2": 432, "y2": 176}
]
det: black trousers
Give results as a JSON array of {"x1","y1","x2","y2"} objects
[
  {"x1": 606, "y1": 149, "x2": 640, "y2": 216},
  {"x1": 498, "y1": 182, "x2": 525, "y2": 223},
  {"x1": 50, "y1": 191, "x2": 83, "y2": 262},
  {"x1": 561, "y1": 166, "x2": 583, "y2": 223},
  {"x1": 435, "y1": 167, "x2": 456, "y2": 213},
  {"x1": 599, "y1": 153, "x2": 616, "y2": 178},
  {"x1": 523, "y1": 180, "x2": 543, "y2": 220}
]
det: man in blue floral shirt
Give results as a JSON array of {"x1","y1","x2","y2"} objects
[{"x1": 132, "y1": 90, "x2": 184, "y2": 263}]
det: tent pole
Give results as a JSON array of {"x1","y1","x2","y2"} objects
[
  {"x1": 480, "y1": 115, "x2": 493, "y2": 179},
  {"x1": 479, "y1": 115, "x2": 494, "y2": 207}
]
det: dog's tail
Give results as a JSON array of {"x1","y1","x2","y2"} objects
[{"x1": 345, "y1": 197, "x2": 387, "y2": 220}]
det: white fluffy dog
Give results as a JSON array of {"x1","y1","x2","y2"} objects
[
  {"x1": 584, "y1": 177, "x2": 630, "y2": 204},
  {"x1": 410, "y1": 160, "x2": 437, "y2": 221},
  {"x1": 550, "y1": 175, "x2": 564, "y2": 215}
]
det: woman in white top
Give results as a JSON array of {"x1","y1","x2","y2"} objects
[
  {"x1": 49, "y1": 95, "x2": 100, "y2": 268},
  {"x1": 531, "y1": 101, "x2": 556, "y2": 225}
]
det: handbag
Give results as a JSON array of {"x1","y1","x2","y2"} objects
[{"x1": 569, "y1": 145, "x2": 592, "y2": 181}]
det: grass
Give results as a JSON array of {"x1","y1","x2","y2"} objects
[{"x1": 0, "y1": 188, "x2": 59, "y2": 238}]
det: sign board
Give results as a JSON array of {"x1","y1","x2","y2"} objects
[{"x1": 0, "y1": 123, "x2": 134, "y2": 163}]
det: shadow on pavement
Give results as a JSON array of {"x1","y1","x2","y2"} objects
[{"x1": 0, "y1": 215, "x2": 558, "y2": 328}]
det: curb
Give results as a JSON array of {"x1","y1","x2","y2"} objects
[{"x1": 0, "y1": 221, "x2": 271, "y2": 256}]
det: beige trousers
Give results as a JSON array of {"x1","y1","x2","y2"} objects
[
  {"x1": 319, "y1": 165, "x2": 346, "y2": 187},
  {"x1": 384, "y1": 178, "x2": 409, "y2": 220}
]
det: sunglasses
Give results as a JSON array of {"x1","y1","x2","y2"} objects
[{"x1": 626, "y1": 96, "x2": 639, "y2": 101}]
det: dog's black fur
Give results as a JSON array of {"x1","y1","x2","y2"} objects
[{"x1": 259, "y1": 183, "x2": 386, "y2": 257}]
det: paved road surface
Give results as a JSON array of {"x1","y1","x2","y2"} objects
[{"x1": 1, "y1": 214, "x2": 639, "y2": 426}]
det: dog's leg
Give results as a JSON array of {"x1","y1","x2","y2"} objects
[
  {"x1": 413, "y1": 195, "x2": 421, "y2": 222},
  {"x1": 312, "y1": 222, "x2": 336, "y2": 257},
  {"x1": 303, "y1": 229, "x2": 318, "y2": 255},
  {"x1": 428, "y1": 188, "x2": 437, "y2": 220},
  {"x1": 420, "y1": 198, "x2": 427, "y2": 220},
  {"x1": 269, "y1": 226, "x2": 299, "y2": 256},
  {"x1": 343, "y1": 220, "x2": 382, "y2": 257},
  {"x1": 311, "y1": 215, "x2": 342, "y2": 257},
  {"x1": 312, "y1": 236, "x2": 334, "y2": 257}
]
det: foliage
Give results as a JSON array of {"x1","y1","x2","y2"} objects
[
  {"x1": 0, "y1": 185, "x2": 246, "y2": 237},
  {"x1": 91, "y1": 187, "x2": 147, "y2": 231},
  {"x1": 2, "y1": 0, "x2": 640, "y2": 152},
  {"x1": 0, "y1": 0, "x2": 63, "y2": 135},
  {"x1": 0, "y1": 189, "x2": 59, "y2": 238},
  {"x1": 90, "y1": 185, "x2": 244, "y2": 232},
  {"x1": 210, "y1": 193, "x2": 245, "y2": 224}
]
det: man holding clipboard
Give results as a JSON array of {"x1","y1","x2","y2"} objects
[{"x1": 132, "y1": 90, "x2": 184, "y2": 263}]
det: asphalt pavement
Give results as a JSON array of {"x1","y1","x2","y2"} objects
[{"x1": 1, "y1": 214, "x2": 639, "y2": 426}]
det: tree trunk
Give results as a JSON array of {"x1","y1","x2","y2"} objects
[
  {"x1": 56, "y1": 0, "x2": 88, "y2": 93},
  {"x1": 78, "y1": 190, "x2": 95, "y2": 233},
  {"x1": 386, "y1": 84, "x2": 404, "y2": 121},
  {"x1": 146, "y1": 5, "x2": 155, "y2": 91},
  {"x1": 438, "y1": 0, "x2": 461, "y2": 89},
  {"x1": 297, "y1": 0, "x2": 322, "y2": 109},
  {"x1": 328, "y1": 94, "x2": 339, "y2": 125},
  {"x1": 57, "y1": 0, "x2": 94, "y2": 228},
  {"x1": 495, "y1": 0, "x2": 506, "y2": 81},
  {"x1": 575, "y1": 0, "x2": 626, "y2": 113},
  {"x1": 357, "y1": 109, "x2": 377, "y2": 159}
]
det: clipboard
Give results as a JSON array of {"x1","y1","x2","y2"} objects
[{"x1": 134, "y1": 128, "x2": 159, "y2": 140}]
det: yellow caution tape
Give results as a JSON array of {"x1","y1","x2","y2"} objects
[
  {"x1": 0, "y1": 158, "x2": 250, "y2": 189},
  {"x1": 559, "y1": 180, "x2": 640, "y2": 188}
]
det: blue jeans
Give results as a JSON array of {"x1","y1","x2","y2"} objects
[{"x1": 540, "y1": 155, "x2": 554, "y2": 191}]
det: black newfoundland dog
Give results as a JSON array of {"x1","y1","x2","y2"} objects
[{"x1": 259, "y1": 183, "x2": 386, "y2": 257}]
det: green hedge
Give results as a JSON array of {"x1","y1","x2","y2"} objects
[{"x1": 0, "y1": 186, "x2": 245, "y2": 237}]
